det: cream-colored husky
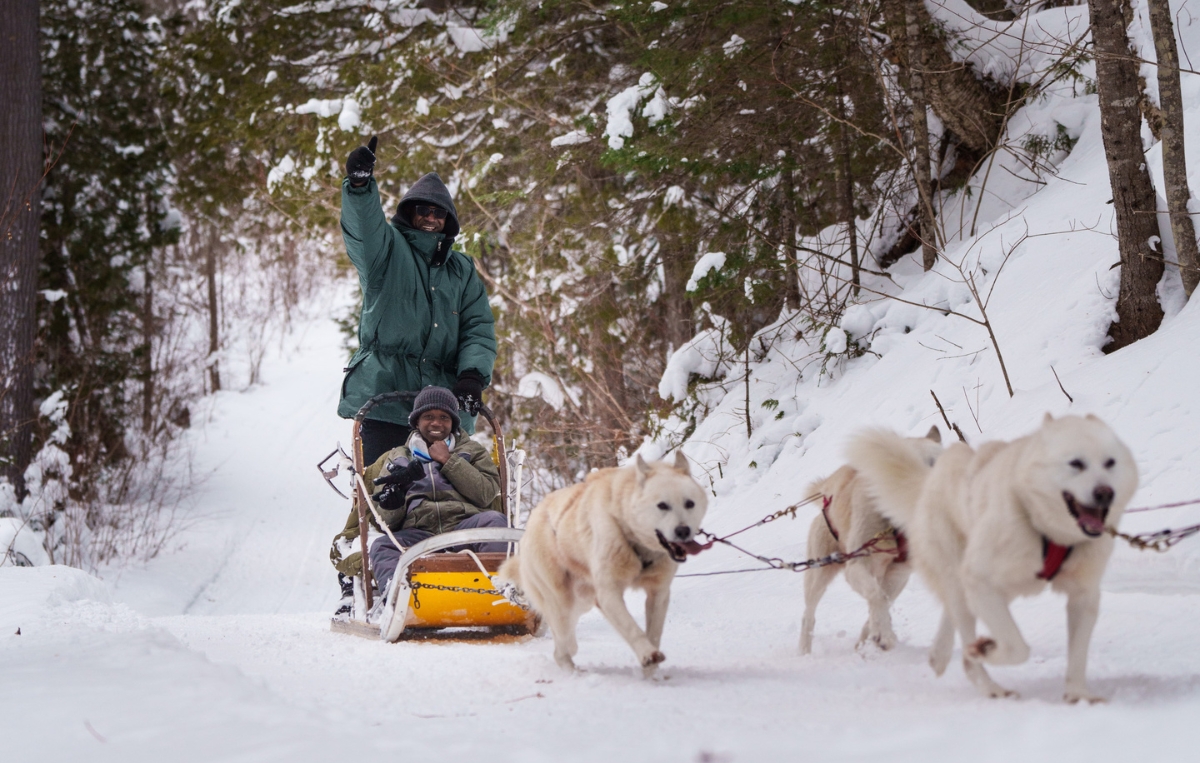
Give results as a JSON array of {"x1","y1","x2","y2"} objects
[
  {"x1": 496, "y1": 452, "x2": 708, "y2": 674},
  {"x1": 800, "y1": 426, "x2": 942, "y2": 654},
  {"x1": 848, "y1": 414, "x2": 1137, "y2": 702}
]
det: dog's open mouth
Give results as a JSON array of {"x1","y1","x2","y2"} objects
[
  {"x1": 1063, "y1": 491, "x2": 1107, "y2": 537},
  {"x1": 656, "y1": 530, "x2": 709, "y2": 562}
]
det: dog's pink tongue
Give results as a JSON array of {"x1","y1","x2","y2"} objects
[
  {"x1": 682, "y1": 539, "x2": 713, "y2": 555},
  {"x1": 1077, "y1": 511, "x2": 1106, "y2": 535}
]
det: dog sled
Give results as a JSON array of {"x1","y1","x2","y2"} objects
[{"x1": 318, "y1": 390, "x2": 538, "y2": 641}]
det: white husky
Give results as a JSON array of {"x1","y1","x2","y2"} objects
[
  {"x1": 496, "y1": 452, "x2": 709, "y2": 674},
  {"x1": 800, "y1": 426, "x2": 942, "y2": 654},
  {"x1": 848, "y1": 414, "x2": 1137, "y2": 702}
]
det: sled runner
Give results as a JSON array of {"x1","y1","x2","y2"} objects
[{"x1": 320, "y1": 390, "x2": 537, "y2": 641}]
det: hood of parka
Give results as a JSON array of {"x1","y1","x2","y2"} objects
[{"x1": 391, "y1": 172, "x2": 461, "y2": 244}]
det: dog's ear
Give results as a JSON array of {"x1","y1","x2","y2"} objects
[
  {"x1": 672, "y1": 450, "x2": 691, "y2": 475},
  {"x1": 1043, "y1": 412, "x2": 1054, "y2": 423},
  {"x1": 925, "y1": 425, "x2": 941, "y2": 444},
  {"x1": 636, "y1": 454, "x2": 651, "y2": 485}
]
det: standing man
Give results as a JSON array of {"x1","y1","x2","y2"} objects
[
  {"x1": 330, "y1": 137, "x2": 497, "y2": 613},
  {"x1": 339, "y1": 136, "x2": 496, "y2": 465}
]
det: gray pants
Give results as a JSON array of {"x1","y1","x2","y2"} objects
[{"x1": 369, "y1": 511, "x2": 509, "y2": 595}]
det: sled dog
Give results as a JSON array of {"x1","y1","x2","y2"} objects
[
  {"x1": 800, "y1": 426, "x2": 942, "y2": 655},
  {"x1": 848, "y1": 414, "x2": 1137, "y2": 702},
  {"x1": 496, "y1": 452, "x2": 708, "y2": 674}
]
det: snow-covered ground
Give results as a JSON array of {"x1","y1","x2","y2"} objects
[{"x1": 8, "y1": 4, "x2": 1200, "y2": 760}]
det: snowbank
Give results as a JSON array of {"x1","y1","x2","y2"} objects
[{"x1": 0, "y1": 564, "x2": 111, "y2": 635}]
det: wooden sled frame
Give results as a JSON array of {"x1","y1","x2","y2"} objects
[{"x1": 329, "y1": 390, "x2": 533, "y2": 641}]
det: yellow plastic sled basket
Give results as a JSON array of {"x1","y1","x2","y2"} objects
[{"x1": 401, "y1": 551, "x2": 532, "y2": 630}]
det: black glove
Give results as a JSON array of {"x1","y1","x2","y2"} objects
[
  {"x1": 453, "y1": 370, "x2": 485, "y2": 416},
  {"x1": 346, "y1": 135, "x2": 378, "y2": 187},
  {"x1": 374, "y1": 459, "x2": 424, "y2": 488},
  {"x1": 373, "y1": 460, "x2": 424, "y2": 509}
]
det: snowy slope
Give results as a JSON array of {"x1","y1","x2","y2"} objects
[{"x1": 6, "y1": 4, "x2": 1200, "y2": 761}]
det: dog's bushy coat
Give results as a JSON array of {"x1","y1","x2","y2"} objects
[
  {"x1": 496, "y1": 452, "x2": 708, "y2": 673},
  {"x1": 848, "y1": 414, "x2": 1137, "y2": 702}
]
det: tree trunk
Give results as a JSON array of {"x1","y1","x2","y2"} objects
[
  {"x1": 779, "y1": 162, "x2": 804, "y2": 309},
  {"x1": 1089, "y1": 0, "x2": 1165, "y2": 350},
  {"x1": 658, "y1": 232, "x2": 695, "y2": 353},
  {"x1": 0, "y1": 0, "x2": 44, "y2": 494},
  {"x1": 905, "y1": 0, "x2": 938, "y2": 270},
  {"x1": 882, "y1": 0, "x2": 1008, "y2": 157},
  {"x1": 142, "y1": 265, "x2": 155, "y2": 434},
  {"x1": 833, "y1": 87, "x2": 861, "y2": 294},
  {"x1": 205, "y1": 229, "x2": 221, "y2": 392},
  {"x1": 1147, "y1": 0, "x2": 1200, "y2": 297}
]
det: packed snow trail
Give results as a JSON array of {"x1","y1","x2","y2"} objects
[
  {"x1": 104, "y1": 314, "x2": 350, "y2": 618},
  {"x1": 3, "y1": 303, "x2": 1199, "y2": 761}
]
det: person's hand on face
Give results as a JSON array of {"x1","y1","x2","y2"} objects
[
  {"x1": 412, "y1": 204, "x2": 447, "y2": 233},
  {"x1": 428, "y1": 439, "x2": 451, "y2": 464},
  {"x1": 417, "y1": 409, "x2": 454, "y2": 463}
]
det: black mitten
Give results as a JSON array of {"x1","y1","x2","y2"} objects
[
  {"x1": 346, "y1": 136, "x2": 378, "y2": 187},
  {"x1": 453, "y1": 370, "x2": 485, "y2": 416},
  {"x1": 374, "y1": 459, "x2": 424, "y2": 488}
]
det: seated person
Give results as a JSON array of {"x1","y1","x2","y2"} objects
[{"x1": 366, "y1": 385, "x2": 508, "y2": 597}]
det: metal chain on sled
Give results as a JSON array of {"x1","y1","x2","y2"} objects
[{"x1": 408, "y1": 579, "x2": 531, "y2": 610}]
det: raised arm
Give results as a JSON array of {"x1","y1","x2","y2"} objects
[{"x1": 340, "y1": 137, "x2": 393, "y2": 288}]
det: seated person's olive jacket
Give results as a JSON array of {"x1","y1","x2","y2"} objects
[{"x1": 329, "y1": 437, "x2": 501, "y2": 577}]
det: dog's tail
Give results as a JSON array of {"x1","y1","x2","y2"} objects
[{"x1": 846, "y1": 428, "x2": 931, "y2": 530}]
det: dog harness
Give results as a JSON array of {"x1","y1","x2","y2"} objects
[
  {"x1": 1037, "y1": 537, "x2": 1074, "y2": 581},
  {"x1": 821, "y1": 495, "x2": 908, "y2": 563}
]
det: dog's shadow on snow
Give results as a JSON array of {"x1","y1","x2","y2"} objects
[{"x1": 1010, "y1": 672, "x2": 1200, "y2": 704}]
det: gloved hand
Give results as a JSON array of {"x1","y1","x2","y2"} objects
[
  {"x1": 453, "y1": 370, "x2": 485, "y2": 416},
  {"x1": 373, "y1": 459, "x2": 424, "y2": 509},
  {"x1": 346, "y1": 135, "x2": 378, "y2": 187},
  {"x1": 374, "y1": 459, "x2": 424, "y2": 488},
  {"x1": 375, "y1": 482, "x2": 408, "y2": 510}
]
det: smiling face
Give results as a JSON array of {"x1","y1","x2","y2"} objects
[
  {"x1": 1026, "y1": 415, "x2": 1138, "y2": 541},
  {"x1": 629, "y1": 453, "x2": 709, "y2": 562},
  {"x1": 416, "y1": 409, "x2": 454, "y2": 442},
  {"x1": 411, "y1": 204, "x2": 447, "y2": 233}
]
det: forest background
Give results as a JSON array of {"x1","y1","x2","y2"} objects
[{"x1": 1, "y1": 0, "x2": 1192, "y2": 569}]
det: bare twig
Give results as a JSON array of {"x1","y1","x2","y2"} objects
[
  {"x1": 1050, "y1": 365, "x2": 1073, "y2": 403},
  {"x1": 930, "y1": 390, "x2": 967, "y2": 443}
]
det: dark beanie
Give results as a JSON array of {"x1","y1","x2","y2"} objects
[{"x1": 409, "y1": 386, "x2": 461, "y2": 431}]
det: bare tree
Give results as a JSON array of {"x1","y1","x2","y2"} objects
[
  {"x1": 905, "y1": 0, "x2": 939, "y2": 270},
  {"x1": 1147, "y1": 0, "x2": 1200, "y2": 297},
  {"x1": 0, "y1": 0, "x2": 43, "y2": 494},
  {"x1": 1088, "y1": 0, "x2": 1164, "y2": 350}
]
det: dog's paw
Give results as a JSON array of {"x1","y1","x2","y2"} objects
[
  {"x1": 1064, "y1": 690, "x2": 1106, "y2": 705},
  {"x1": 988, "y1": 686, "x2": 1019, "y2": 699},
  {"x1": 641, "y1": 650, "x2": 666, "y2": 668},
  {"x1": 967, "y1": 637, "x2": 996, "y2": 660},
  {"x1": 554, "y1": 653, "x2": 577, "y2": 672},
  {"x1": 929, "y1": 648, "x2": 952, "y2": 676},
  {"x1": 873, "y1": 630, "x2": 898, "y2": 651}
]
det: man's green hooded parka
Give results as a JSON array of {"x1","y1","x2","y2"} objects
[{"x1": 338, "y1": 173, "x2": 496, "y2": 431}]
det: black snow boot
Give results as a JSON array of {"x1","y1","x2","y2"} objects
[{"x1": 334, "y1": 573, "x2": 354, "y2": 617}]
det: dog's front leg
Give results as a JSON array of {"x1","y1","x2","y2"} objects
[
  {"x1": 594, "y1": 582, "x2": 664, "y2": 673},
  {"x1": 962, "y1": 573, "x2": 1030, "y2": 666},
  {"x1": 644, "y1": 585, "x2": 671, "y2": 649},
  {"x1": 1064, "y1": 585, "x2": 1105, "y2": 704}
]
